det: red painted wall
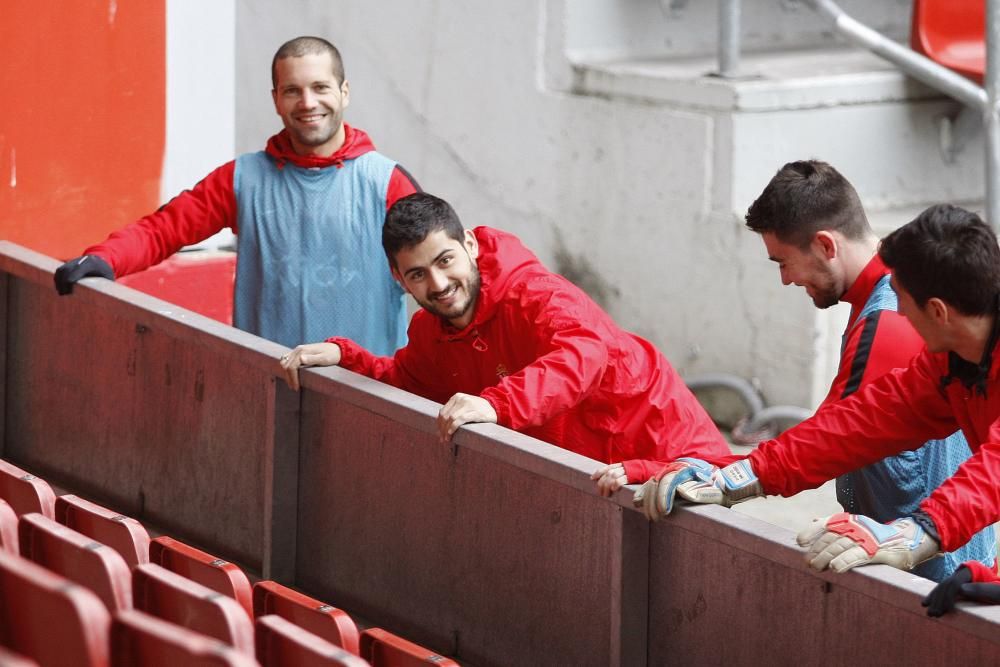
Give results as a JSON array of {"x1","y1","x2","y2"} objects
[{"x1": 0, "y1": 1, "x2": 165, "y2": 259}]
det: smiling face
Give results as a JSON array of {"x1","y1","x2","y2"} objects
[
  {"x1": 271, "y1": 52, "x2": 349, "y2": 157},
  {"x1": 393, "y1": 229, "x2": 481, "y2": 329},
  {"x1": 761, "y1": 231, "x2": 844, "y2": 309}
]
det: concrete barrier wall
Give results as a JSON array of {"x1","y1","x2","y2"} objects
[{"x1": 3, "y1": 241, "x2": 999, "y2": 666}]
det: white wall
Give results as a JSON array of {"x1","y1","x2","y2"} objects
[
  {"x1": 228, "y1": 0, "x2": 983, "y2": 409},
  {"x1": 164, "y1": 0, "x2": 236, "y2": 249}
]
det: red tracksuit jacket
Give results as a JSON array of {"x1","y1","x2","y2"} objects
[
  {"x1": 330, "y1": 226, "x2": 729, "y2": 466},
  {"x1": 750, "y1": 339, "x2": 1000, "y2": 553}
]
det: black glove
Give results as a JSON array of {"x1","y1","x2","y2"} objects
[
  {"x1": 959, "y1": 582, "x2": 1000, "y2": 604},
  {"x1": 53, "y1": 255, "x2": 114, "y2": 295},
  {"x1": 922, "y1": 565, "x2": 973, "y2": 617}
]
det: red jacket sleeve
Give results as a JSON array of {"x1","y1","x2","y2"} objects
[
  {"x1": 749, "y1": 350, "x2": 959, "y2": 498},
  {"x1": 478, "y1": 276, "x2": 608, "y2": 430},
  {"x1": 329, "y1": 326, "x2": 450, "y2": 404},
  {"x1": 964, "y1": 560, "x2": 1000, "y2": 584},
  {"x1": 85, "y1": 162, "x2": 238, "y2": 277},
  {"x1": 919, "y1": 423, "x2": 1000, "y2": 552},
  {"x1": 621, "y1": 453, "x2": 746, "y2": 484},
  {"x1": 385, "y1": 164, "x2": 420, "y2": 210}
]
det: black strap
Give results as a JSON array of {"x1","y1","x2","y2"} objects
[{"x1": 841, "y1": 310, "x2": 882, "y2": 399}]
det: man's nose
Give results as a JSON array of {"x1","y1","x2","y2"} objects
[
  {"x1": 428, "y1": 269, "x2": 449, "y2": 292},
  {"x1": 298, "y1": 89, "x2": 316, "y2": 108}
]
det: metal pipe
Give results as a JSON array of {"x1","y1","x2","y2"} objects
[
  {"x1": 685, "y1": 372, "x2": 766, "y2": 417},
  {"x1": 717, "y1": 0, "x2": 741, "y2": 78},
  {"x1": 807, "y1": 0, "x2": 988, "y2": 111},
  {"x1": 741, "y1": 405, "x2": 812, "y2": 435},
  {"x1": 986, "y1": 0, "x2": 1000, "y2": 229}
]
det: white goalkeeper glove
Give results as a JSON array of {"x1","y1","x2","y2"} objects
[
  {"x1": 796, "y1": 512, "x2": 940, "y2": 573},
  {"x1": 632, "y1": 458, "x2": 763, "y2": 521}
]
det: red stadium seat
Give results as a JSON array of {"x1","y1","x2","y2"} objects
[
  {"x1": 110, "y1": 609, "x2": 259, "y2": 667},
  {"x1": 359, "y1": 629, "x2": 459, "y2": 667},
  {"x1": 911, "y1": 0, "x2": 985, "y2": 83},
  {"x1": 0, "y1": 550, "x2": 110, "y2": 667},
  {"x1": 0, "y1": 499, "x2": 18, "y2": 554},
  {"x1": 150, "y1": 536, "x2": 253, "y2": 617},
  {"x1": 0, "y1": 459, "x2": 55, "y2": 518},
  {"x1": 255, "y1": 615, "x2": 370, "y2": 666},
  {"x1": 55, "y1": 494, "x2": 150, "y2": 568},
  {"x1": 132, "y1": 563, "x2": 254, "y2": 655},
  {"x1": 0, "y1": 646, "x2": 39, "y2": 667},
  {"x1": 18, "y1": 512, "x2": 132, "y2": 612},
  {"x1": 252, "y1": 580, "x2": 360, "y2": 654}
]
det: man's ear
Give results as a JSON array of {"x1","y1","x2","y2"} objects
[
  {"x1": 340, "y1": 79, "x2": 350, "y2": 109},
  {"x1": 927, "y1": 297, "x2": 949, "y2": 324},
  {"x1": 813, "y1": 231, "x2": 838, "y2": 260},
  {"x1": 271, "y1": 88, "x2": 280, "y2": 115},
  {"x1": 464, "y1": 229, "x2": 479, "y2": 261}
]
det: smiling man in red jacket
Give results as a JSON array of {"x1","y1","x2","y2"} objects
[
  {"x1": 635, "y1": 204, "x2": 1000, "y2": 598},
  {"x1": 280, "y1": 192, "x2": 729, "y2": 468}
]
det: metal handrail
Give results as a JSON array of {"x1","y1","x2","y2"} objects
[
  {"x1": 717, "y1": 0, "x2": 742, "y2": 77},
  {"x1": 806, "y1": 0, "x2": 999, "y2": 228},
  {"x1": 714, "y1": 0, "x2": 1000, "y2": 228}
]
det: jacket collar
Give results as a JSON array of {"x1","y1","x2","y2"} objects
[
  {"x1": 940, "y1": 297, "x2": 1000, "y2": 396},
  {"x1": 842, "y1": 254, "x2": 888, "y2": 322},
  {"x1": 264, "y1": 123, "x2": 375, "y2": 169},
  {"x1": 433, "y1": 227, "x2": 542, "y2": 341}
]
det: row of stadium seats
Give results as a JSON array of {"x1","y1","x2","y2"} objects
[{"x1": 0, "y1": 458, "x2": 459, "y2": 666}]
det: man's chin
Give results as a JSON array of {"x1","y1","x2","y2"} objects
[{"x1": 810, "y1": 292, "x2": 841, "y2": 309}]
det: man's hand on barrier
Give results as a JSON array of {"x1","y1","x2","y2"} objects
[
  {"x1": 54, "y1": 255, "x2": 114, "y2": 295},
  {"x1": 591, "y1": 463, "x2": 628, "y2": 497},
  {"x1": 796, "y1": 513, "x2": 939, "y2": 574},
  {"x1": 922, "y1": 565, "x2": 973, "y2": 617},
  {"x1": 923, "y1": 564, "x2": 1000, "y2": 616},
  {"x1": 632, "y1": 458, "x2": 763, "y2": 521},
  {"x1": 437, "y1": 393, "x2": 497, "y2": 443},
  {"x1": 279, "y1": 342, "x2": 342, "y2": 391},
  {"x1": 958, "y1": 582, "x2": 1000, "y2": 605}
]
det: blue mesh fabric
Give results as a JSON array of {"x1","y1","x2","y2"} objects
[{"x1": 232, "y1": 151, "x2": 406, "y2": 355}]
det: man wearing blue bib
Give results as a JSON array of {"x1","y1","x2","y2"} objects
[{"x1": 55, "y1": 36, "x2": 419, "y2": 354}]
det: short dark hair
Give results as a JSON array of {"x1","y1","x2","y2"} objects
[
  {"x1": 271, "y1": 36, "x2": 345, "y2": 89},
  {"x1": 383, "y1": 193, "x2": 466, "y2": 266},
  {"x1": 745, "y1": 160, "x2": 871, "y2": 248},
  {"x1": 879, "y1": 204, "x2": 1000, "y2": 316}
]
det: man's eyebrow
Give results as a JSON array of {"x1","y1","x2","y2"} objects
[{"x1": 767, "y1": 255, "x2": 782, "y2": 263}]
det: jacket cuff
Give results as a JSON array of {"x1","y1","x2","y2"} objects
[
  {"x1": 909, "y1": 509, "x2": 942, "y2": 547},
  {"x1": 622, "y1": 459, "x2": 664, "y2": 484},
  {"x1": 326, "y1": 336, "x2": 358, "y2": 370},
  {"x1": 479, "y1": 390, "x2": 510, "y2": 427},
  {"x1": 964, "y1": 559, "x2": 1000, "y2": 584}
]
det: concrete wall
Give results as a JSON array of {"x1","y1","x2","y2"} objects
[
  {"x1": 4, "y1": 241, "x2": 999, "y2": 666},
  {"x1": 231, "y1": 0, "x2": 984, "y2": 410}
]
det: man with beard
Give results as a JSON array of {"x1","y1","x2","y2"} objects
[
  {"x1": 733, "y1": 160, "x2": 995, "y2": 580},
  {"x1": 633, "y1": 202, "x2": 1000, "y2": 591},
  {"x1": 53, "y1": 36, "x2": 419, "y2": 354},
  {"x1": 279, "y1": 192, "x2": 730, "y2": 469}
]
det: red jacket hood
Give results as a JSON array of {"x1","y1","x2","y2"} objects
[
  {"x1": 264, "y1": 123, "x2": 375, "y2": 169},
  {"x1": 438, "y1": 226, "x2": 542, "y2": 339}
]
